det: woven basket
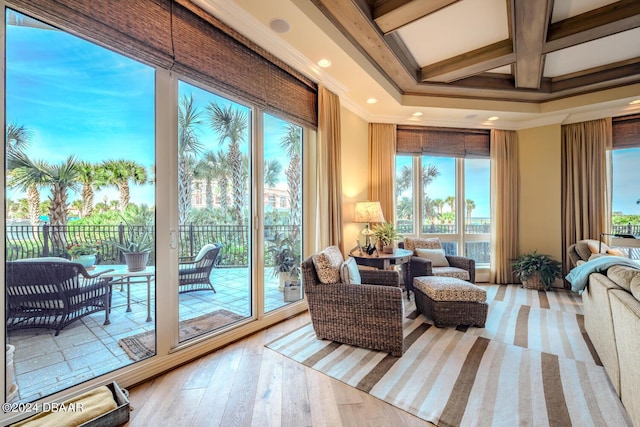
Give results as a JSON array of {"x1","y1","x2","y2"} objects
[{"x1": 522, "y1": 272, "x2": 546, "y2": 290}]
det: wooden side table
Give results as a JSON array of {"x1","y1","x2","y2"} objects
[{"x1": 350, "y1": 248, "x2": 413, "y2": 298}]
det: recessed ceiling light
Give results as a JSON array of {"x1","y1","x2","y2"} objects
[
  {"x1": 488, "y1": 116, "x2": 499, "y2": 121},
  {"x1": 630, "y1": 99, "x2": 640, "y2": 105},
  {"x1": 412, "y1": 112, "x2": 423, "y2": 117},
  {"x1": 317, "y1": 59, "x2": 331, "y2": 68},
  {"x1": 366, "y1": 98, "x2": 378, "y2": 104},
  {"x1": 269, "y1": 18, "x2": 290, "y2": 34}
]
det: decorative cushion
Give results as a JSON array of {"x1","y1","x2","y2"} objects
[
  {"x1": 588, "y1": 253, "x2": 609, "y2": 261},
  {"x1": 607, "y1": 265, "x2": 640, "y2": 293},
  {"x1": 415, "y1": 248, "x2": 449, "y2": 267},
  {"x1": 575, "y1": 240, "x2": 606, "y2": 261},
  {"x1": 404, "y1": 237, "x2": 442, "y2": 253},
  {"x1": 414, "y1": 276, "x2": 486, "y2": 302},
  {"x1": 607, "y1": 248, "x2": 628, "y2": 257},
  {"x1": 340, "y1": 257, "x2": 362, "y2": 284},
  {"x1": 312, "y1": 246, "x2": 344, "y2": 284},
  {"x1": 432, "y1": 266, "x2": 470, "y2": 281},
  {"x1": 194, "y1": 244, "x2": 216, "y2": 262}
]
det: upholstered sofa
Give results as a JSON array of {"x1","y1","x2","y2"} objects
[{"x1": 582, "y1": 263, "x2": 640, "y2": 426}]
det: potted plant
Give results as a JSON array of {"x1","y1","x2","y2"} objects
[
  {"x1": 267, "y1": 234, "x2": 301, "y2": 292},
  {"x1": 512, "y1": 250, "x2": 562, "y2": 290},
  {"x1": 373, "y1": 222, "x2": 402, "y2": 253},
  {"x1": 67, "y1": 241, "x2": 102, "y2": 268},
  {"x1": 110, "y1": 223, "x2": 154, "y2": 272}
]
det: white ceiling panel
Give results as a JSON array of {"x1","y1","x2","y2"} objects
[
  {"x1": 396, "y1": 0, "x2": 508, "y2": 66},
  {"x1": 544, "y1": 28, "x2": 640, "y2": 77}
]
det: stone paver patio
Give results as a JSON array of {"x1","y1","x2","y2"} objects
[{"x1": 6, "y1": 267, "x2": 294, "y2": 403}]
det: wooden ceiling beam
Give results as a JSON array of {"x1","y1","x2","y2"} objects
[
  {"x1": 420, "y1": 39, "x2": 515, "y2": 83},
  {"x1": 550, "y1": 57, "x2": 640, "y2": 91},
  {"x1": 373, "y1": 0, "x2": 460, "y2": 34},
  {"x1": 513, "y1": 0, "x2": 552, "y2": 89},
  {"x1": 544, "y1": 0, "x2": 640, "y2": 53}
]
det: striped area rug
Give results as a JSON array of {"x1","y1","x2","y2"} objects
[{"x1": 266, "y1": 285, "x2": 631, "y2": 426}]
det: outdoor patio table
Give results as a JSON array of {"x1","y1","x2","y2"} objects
[{"x1": 93, "y1": 265, "x2": 155, "y2": 323}]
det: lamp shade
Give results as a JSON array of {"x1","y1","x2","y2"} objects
[{"x1": 354, "y1": 201, "x2": 385, "y2": 224}]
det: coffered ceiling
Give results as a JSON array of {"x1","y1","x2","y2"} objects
[
  {"x1": 314, "y1": 0, "x2": 640, "y2": 102},
  {"x1": 195, "y1": 0, "x2": 640, "y2": 129}
]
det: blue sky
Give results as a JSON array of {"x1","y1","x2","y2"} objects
[
  {"x1": 5, "y1": 13, "x2": 295, "y2": 209},
  {"x1": 396, "y1": 156, "x2": 491, "y2": 219}
]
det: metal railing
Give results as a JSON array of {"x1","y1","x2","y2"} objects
[{"x1": 6, "y1": 224, "x2": 300, "y2": 268}]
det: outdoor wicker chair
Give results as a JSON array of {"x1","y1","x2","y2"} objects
[
  {"x1": 6, "y1": 258, "x2": 114, "y2": 336},
  {"x1": 302, "y1": 248, "x2": 404, "y2": 356},
  {"x1": 178, "y1": 243, "x2": 222, "y2": 294}
]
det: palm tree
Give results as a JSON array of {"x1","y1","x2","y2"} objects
[
  {"x1": 7, "y1": 151, "x2": 49, "y2": 227},
  {"x1": 44, "y1": 156, "x2": 80, "y2": 226},
  {"x1": 445, "y1": 196, "x2": 456, "y2": 213},
  {"x1": 433, "y1": 198, "x2": 444, "y2": 216},
  {"x1": 178, "y1": 94, "x2": 205, "y2": 223},
  {"x1": 207, "y1": 102, "x2": 248, "y2": 225},
  {"x1": 264, "y1": 159, "x2": 282, "y2": 188},
  {"x1": 280, "y1": 123, "x2": 302, "y2": 228},
  {"x1": 211, "y1": 150, "x2": 230, "y2": 212},
  {"x1": 466, "y1": 199, "x2": 476, "y2": 222},
  {"x1": 396, "y1": 164, "x2": 412, "y2": 195},
  {"x1": 193, "y1": 151, "x2": 219, "y2": 209},
  {"x1": 421, "y1": 164, "x2": 440, "y2": 222},
  {"x1": 6, "y1": 123, "x2": 41, "y2": 226},
  {"x1": 76, "y1": 161, "x2": 107, "y2": 217},
  {"x1": 102, "y1": 159, "x2": 148, "y2": 211}
]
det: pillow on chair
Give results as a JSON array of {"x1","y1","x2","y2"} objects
[
  {"x1": 340, "y1": 257, "x2": 362, "y2": 284},
  {"x1": 312, "y1": 246, "x2": 344, "y2": 284},
  {"x1": 403, "y1": 237, "x2": 442, "y2": 253},
  {"x1": 415, "y1": 248, "x2": 450, "y2": 267}
]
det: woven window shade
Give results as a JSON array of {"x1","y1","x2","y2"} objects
[
  {"x1": 396, "y1": 125, "x2": 490, "y2": 158},
  {"x1": 8, "y1": 0, "x2": 318, "y2": 129},
  {"x1": 612, "y1": 114, "x2": 640, "y2": 150}
]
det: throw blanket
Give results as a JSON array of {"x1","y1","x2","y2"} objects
[{"x1": 565, "y1": 256, "x2": 640, "y2": 293}]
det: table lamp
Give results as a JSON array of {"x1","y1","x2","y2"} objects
[{"x1": 354, "y1": 201, "x2": 385, "y2": 254}]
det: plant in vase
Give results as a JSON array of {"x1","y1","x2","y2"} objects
[
  {"x1": 267, "y1": 234, "x2": 301, "y2": 292},
  {"x1": 373, "y1": 222, "x2": 402, "y2": 253},
  {"x1": 67, "y1": 241, "x2": 102, "y2": 268},
  {"x1": 512, "y1": 251, "x2": 562, "y2": 290},
  {"x1": 109, "y1": 222, "x2": 154, "y2": 272}
]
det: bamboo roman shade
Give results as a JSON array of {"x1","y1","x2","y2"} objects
[
  {"x1": 612, "y1": 114, "x2": 640, "y2": 149},
  {"x1": 396, "y1": 125, "x2": 490, "y2": 158},
  {"x1": 8, "y1": 0, "x2": 318, "y2": 129}
]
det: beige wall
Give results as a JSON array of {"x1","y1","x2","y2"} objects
[
  {"x1": 340, "y1": 106, "x2": 369, "y2": 256},
  {"x1": 517, "y1": 124, "x2": 562, "y2": 262}
]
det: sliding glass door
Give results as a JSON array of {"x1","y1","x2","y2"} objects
[
  {"x1": 5, "y1": 8, "x2": 156, "y2": 403},
  {"x1": 176, "y1": 81, "x2": 251, "y2": 341}
]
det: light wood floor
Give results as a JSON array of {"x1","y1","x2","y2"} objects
[{"x1": 124, "y1": 311, "x2": 433, "y2": 427}]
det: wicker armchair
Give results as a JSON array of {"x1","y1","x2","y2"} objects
[
  {"x1": 178, "y1": 243, "x2": 222, "y2": 293},
  {"x1": 399, "y1": 238, "x2": 475, "y2": 298},
  {"x1": 6, "y1": 258, "x2": 114, "y2": 336},
  {"x1": 301, "y1": 254, "x2": 404, "y2": 356}
]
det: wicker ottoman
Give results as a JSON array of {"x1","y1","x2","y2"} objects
[{"x1": 413, "y1": 276, "x2": 488, "y2": 327}]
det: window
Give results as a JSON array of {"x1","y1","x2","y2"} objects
[
  {"x1": 395, "y1": 155, "x2": 491, "y2": 265},
  {"x1": 611, "y1": 115, "x2": 640, "y2": 258},
  {"x1": 5, "y1": 9, "x2": 155, "y2": 402},
  {"x1": 611, "y1": 148, "x2": 640, "y2": 257}
]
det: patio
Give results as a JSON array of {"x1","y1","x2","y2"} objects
[{"x1": 6, "y1": 267, "x2": 292, "y2": 403}]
